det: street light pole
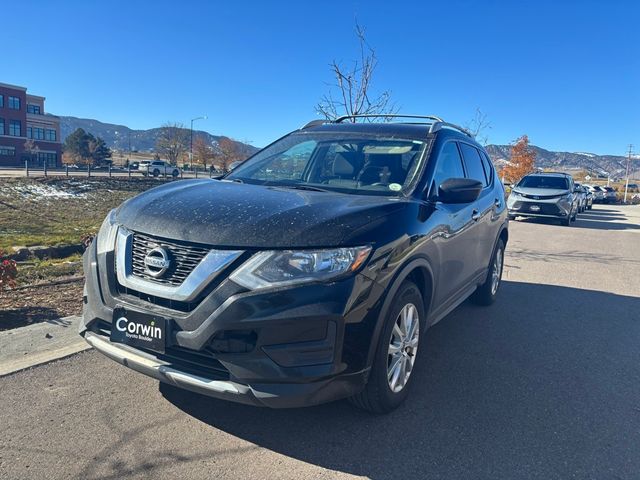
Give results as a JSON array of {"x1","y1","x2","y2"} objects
[
  {"x1": 624, "y1": 144, "x2": 633, "y2": 204},
  {"x1": 190, "y1": 116, "x2": 207, "y2": 169}
]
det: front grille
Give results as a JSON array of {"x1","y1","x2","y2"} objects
[
  {"x1": 131, "y1": 232, "x2": 209, "y2": 285},
  {"x1": 521, "y1": 193, "x2": 563, "y2": 200}
]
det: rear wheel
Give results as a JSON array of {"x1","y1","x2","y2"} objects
[
  {"x1": 349, "y1": 281, "x2": 425, "y2": 414},
  {"x1": 472, "y1": 239, "x2": 505, "y2": 306},
  {"x1": 152, "y1": 169, "x2": 160, "y2": 177}
]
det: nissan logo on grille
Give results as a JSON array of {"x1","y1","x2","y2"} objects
[{"x1": 143, "y1": 247, "x2": 171, "y2": 278}]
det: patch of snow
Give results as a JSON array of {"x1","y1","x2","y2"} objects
[{"x1": 10, "y1": 184, "x2": 87, "y2": 200}]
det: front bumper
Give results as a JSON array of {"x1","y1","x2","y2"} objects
[
  {"x1": 507, "y1": 196, "x2": 572, "y2": 218},
  {"x1": 80, "y1": 240, "x2": 382, "y2": 408}
]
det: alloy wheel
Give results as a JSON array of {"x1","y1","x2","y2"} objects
[
  {"x1": 491, "y1": 247, "x2": 504, "y2": 295},
  {"x1": 387, "y1": 303, "x2": 420, "y2": 393}
]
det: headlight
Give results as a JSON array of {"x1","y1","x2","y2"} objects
[
  {"x1": 230, "y1": 246, "x2": 372, "y2": 290},
  {"x1": 96, "y1": 209, "x2": 118, "y2": 254}
]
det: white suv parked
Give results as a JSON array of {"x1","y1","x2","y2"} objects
[{"x1": 140, "y1": 160, "x2": 180, "y2": 178}]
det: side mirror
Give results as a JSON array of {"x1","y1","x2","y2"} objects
[
  {"x1": 573, "y1": 187, "x2": 581, "y2": 193},
  {"x1": 438, "y1": 178, "x2": 483, "y2": 204}
]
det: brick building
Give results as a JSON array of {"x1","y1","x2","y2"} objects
[{"x1": 0, "y1": 82, "x2": 61, "y2": 167}]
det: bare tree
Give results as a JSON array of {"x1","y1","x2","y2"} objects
[
  {"x1": 23, "y1": 139, "x2": 40, "y2": 165},
  {"x1": 192, "y1": 135, "x2": 214, "y2": 170},
  {"x1": 155, "y1": 122, "x2": 189, "y2": 165},
  {"x1": 465, "y1": 108, "x2": 492, "y2": 145},
  {"x1": 317, "y1": 23, "x2": 397, "y2": 121},
  {"x1": 214, "y1": 137, "x2": 247, "y2": 171}
]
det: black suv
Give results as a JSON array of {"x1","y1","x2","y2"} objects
[{"x1": 80, "y1": 115, "x2": 508, "y2": 413}]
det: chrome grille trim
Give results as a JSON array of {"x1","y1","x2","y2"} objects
[
  {"x1": 131, "y1": 232, "x2": 210, "y2": 285},
  {"x1": 116, "y1": 227, "x2": 243, "y2": 302}
]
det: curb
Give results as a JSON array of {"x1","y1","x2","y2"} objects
[{"x1": 0, "y1": 315, "x2": 91, "y2": 377}]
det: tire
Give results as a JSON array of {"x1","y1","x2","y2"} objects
[
  {"x1": 349, "y1": 281, "x2": 425, "y2": 414},
  {"x1": 472, "y1": 238, "x2": 505, "y2": 306},
  {"x1": 172, "y1": 169, "x2": 179, "y2": 178},
  {"x1": 561, "y1": 214, "x2": 571, "y2": 226},
  {"x1": 152, "y1": 169, "x2": 160, "y2": 177}
]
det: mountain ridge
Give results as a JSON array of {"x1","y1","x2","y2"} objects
[
  {"x1": 58, "y1": 115, "x2": 258, "y2": 157},
  {"x1": 58, "y1": 115, "x2": 637, "y2": 178}
]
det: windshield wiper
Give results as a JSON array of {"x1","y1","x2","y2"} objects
[{"x1": 272, "y1": 184, "x2": 331, "y2": 193}]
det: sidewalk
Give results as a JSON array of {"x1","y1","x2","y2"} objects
[{"x1": 0, "y1": 316, "x2": 90, "y2": 377}]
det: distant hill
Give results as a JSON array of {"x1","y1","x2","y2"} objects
[
  {"x1": 58, "y1": 116, "x2": 258, "y2": 157},
  {"x1": 485, "y1": 144, "x2": 639, "y2": 180}
]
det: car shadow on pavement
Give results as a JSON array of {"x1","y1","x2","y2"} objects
[
  {"x1": 161, "y1": 280, "x2": 640, "y2": 479},
  {"x1": 518, "y1": 208, "x2": 639, "y2": 231},
  {"x1": 0, "y1": 306, "x2": 63, "y2": 331}
]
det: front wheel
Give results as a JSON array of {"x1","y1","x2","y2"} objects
[
  {"x1": 472, "y1": 238, "x2": 505, "y2": 306},
  {"x1": 172, "y1": 169, "x2": 179, "y2": 178},
  {"x1": 349, "y1": 281, "x2": 425, "y2": 414}
]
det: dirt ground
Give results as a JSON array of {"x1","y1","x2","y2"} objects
[{"x1": 0, "y1": 278, "x2": 83, "y2": 330}]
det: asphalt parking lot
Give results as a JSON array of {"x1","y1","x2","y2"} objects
[{"x1": 1, "y1": 204, "x2": 639, "y2": 480}]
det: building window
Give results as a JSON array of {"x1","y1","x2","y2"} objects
[
  {"x1": 9, "y1": 120, "x2": 21, "y2": 136},
  {"x1": 37, "y1": 152, "x2": 57, "y2": 167},
  {"x1": 27, "y1": 104, "x2": 42, "y2": 114},
  {"x1": 27, "y1": 127, "x2": 32, "y2": 138},
  {"x1": 32, "y1": 127, "x2": 45, "y2": 140},
  {"x1": 0, "y1": 118, "x2": 4, "y2": 135},
  {"x1": 45, "y1": 129, "x2": 56, "y2": 141},
  {"x1": 0, "y1": 95, "x2": 3, "y2": 108},
  {"x1": 0, "y1": 146, "x2": 16, "y2": 156},
  {"x1": 8, "y1": 96, "x2": 21, "y2": 110}
]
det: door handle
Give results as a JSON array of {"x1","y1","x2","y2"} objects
[{"x1": 472, "y1": 209, "x2": 481, "y2": 221}]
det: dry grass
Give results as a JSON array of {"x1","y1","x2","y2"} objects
[{"x1": 0, "y1": 177, "x2": 159, "y2": 250}]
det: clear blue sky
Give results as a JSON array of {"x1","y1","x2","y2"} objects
[{"x1": 5, "y1": 0, "x2": 639, "y2": 154}]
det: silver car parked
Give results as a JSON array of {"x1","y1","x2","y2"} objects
[{"x1": 507, "y1": 172, "x2": 578, "y2": 226}]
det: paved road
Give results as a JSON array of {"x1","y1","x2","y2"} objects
[{"x1": 1, "y1": 205, "x2": 639, "y2": 480}]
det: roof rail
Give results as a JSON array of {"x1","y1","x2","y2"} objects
[
  {"x1": 301, "y1": 114, "x2": 474, "y2": 139},
  {"x1": 428, "y1": 121, "x2": 473, "y2": 138},
  {"x1": 300, "y1": 119, "x2": 330, "y2": 129},
  {"x1": 334, "y1": 114, "x2": 445, "y2": 124}
]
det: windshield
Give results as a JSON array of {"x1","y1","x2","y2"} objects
[
  {"x1": 518, "y1": 175, "x2": 569, "y2": 190},
  {"x1": 226, "y1": 132, "x2": 428, "y2": 196}
]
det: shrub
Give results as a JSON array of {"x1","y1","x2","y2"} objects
[{"x1": 0, "y1": 249, "x2": 18, "y2": 291}]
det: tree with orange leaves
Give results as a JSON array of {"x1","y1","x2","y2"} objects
[{"x1": 501, "y1": 135, "x2": 536, "y2": 183}]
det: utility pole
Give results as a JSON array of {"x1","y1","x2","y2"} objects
[
  {"x1": 190, "y1": 116, "x2": 207, "y2": 169},
  {"x1": 623, "y1": 144, "x2": 633, "y2": 204}
]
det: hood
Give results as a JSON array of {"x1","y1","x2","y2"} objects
[
  {"x1": 115, "y1": 179, "x2": 407, "y2": 248},
  {"x1": 513, "y1": 187, "x2": 570, "y2": 197}
]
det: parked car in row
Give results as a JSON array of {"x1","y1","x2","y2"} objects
[
  {"x1": 507, "y1": 172, "x2": 578, "y2": 226},
  {"x1": 602, "y1": 186, "x2": 617, "y2": 204},
  {"x1": 80, "y1": 114, "x2": 509, "y2": 413},
  {"x1": 573, "y1": 182, "x2": 587, "y2": 212},
  {"x1": 584, "y1": 185, "x2": 605, "y2": 203},
  {"x1": 574, "y1": 183, "x2": 592, "y2": 211}
]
